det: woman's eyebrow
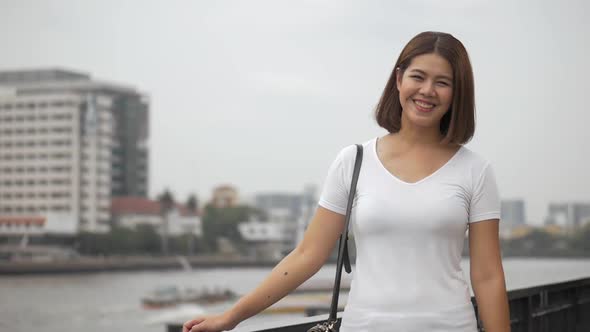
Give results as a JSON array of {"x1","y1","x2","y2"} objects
[{"x1": 409, "y1": 69, "x2": 452, "y2": 81}]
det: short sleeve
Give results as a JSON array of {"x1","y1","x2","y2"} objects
[
  {"x1": 318, "y1": 147, "x2": 354, "y2": 215},
  {"x1": 469, "y1": 163, "x2": 501, "y2": 223}
]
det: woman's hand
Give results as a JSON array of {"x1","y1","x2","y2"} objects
[{"x1": 182, "y1": 312, "x2": 237, "y2": 332}]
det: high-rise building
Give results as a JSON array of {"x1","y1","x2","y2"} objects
[
  {"x1": 0, "y1": 69, "x2": 149, "y2": 234},
  {"x1": 499, "y1": 199, "x2": 527, "y2": 239},
  {"x1": 501, "y1": 199, "x2": 526, "y2": 226},
  {"x1": 545, "y1": 202, "x2": 590, "y2": 231}
]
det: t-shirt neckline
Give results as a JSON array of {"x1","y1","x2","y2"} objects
[{"x1": 372, "y1": 136, "x2": 464, "y2": 186}]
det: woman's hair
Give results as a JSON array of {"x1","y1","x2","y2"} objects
[{"x1": 375, "y1": 31, "x2": 475, "y2": 145}]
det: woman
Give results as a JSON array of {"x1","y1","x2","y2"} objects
[{"x1": 183, "y1": 31, "x2": 511, "y2": 332}]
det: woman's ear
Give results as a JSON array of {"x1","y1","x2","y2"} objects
[{"x1": 395, "y1": 67, "x2": 402, "y2": 91}]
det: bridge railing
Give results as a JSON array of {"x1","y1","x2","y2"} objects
[{"x1": 167, "y1": 277, "x2": 590, "y2": 332}]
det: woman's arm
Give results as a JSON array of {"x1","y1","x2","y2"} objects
[
  {"x1": 469, "y1": 219, "x2": 511, "y2": 332},
  {"x1": 183, "y1": 206, "x2": 346, "y2": 332}
]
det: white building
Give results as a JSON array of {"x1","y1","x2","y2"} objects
[
  {"x1": 0, "y1": 69, "x2": 149, "y2": 234},
  {"x1": 255, "y1": 185, "x2": 317, "y2": 254},
  {"x1": 240, "y1": 185, "x2": 318, "y2": 259},
  {"x1": 0, "y1": 213, "x2": 77, "y2": 236},
  {"x1": 545, "y1": 202, "x2": 590, "y2": 232},
  {"x1": 111, "y1": 196, "x2": 202, "y2": 237},
  {"x1": 238, "y1": 218, "x2": 289, "y2": 260}
]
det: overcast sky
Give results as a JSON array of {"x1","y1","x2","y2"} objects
[{"x1": 1, "y1": 0, "x2": 588, "y2": 225}]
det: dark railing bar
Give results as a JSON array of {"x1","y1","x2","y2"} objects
[
  {"x1": 167, "y1": 277, "x2": 590, "y2": 332},
  {"x1": 532, "y1": 303, "x2": 574, "y2": 317}
]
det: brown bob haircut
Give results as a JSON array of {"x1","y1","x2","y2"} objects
[{"x1": 375, "y1": 31, "x2": 475, "y2": 145}]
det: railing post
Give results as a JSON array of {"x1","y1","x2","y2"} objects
[{"x1": 527, "y1": 295, "x2": 534, "y2": 332}]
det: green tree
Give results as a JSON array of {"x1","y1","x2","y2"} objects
[
  {"x1": 186, "y1": 194, "x2": 199, "y2": 213},
  {"x1": 135, "y1": 224, "x2": 161, "y2": 254},
  {"x1": 202, "y1": 204, "x2": 256, "y2": 253},
  {"x1": 570, "y1": 224, "x2": 590, "y2": 251},
  {"x1": 157, "y1": 189, "x2": 175, "y2": 255}
]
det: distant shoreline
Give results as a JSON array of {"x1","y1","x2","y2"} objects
[
  {"x1": 1, "y1": 254, "x2": 589, "y2": 275},
  {"x1": 0, "y1": 255, "x2": 282, "y2": 275}
]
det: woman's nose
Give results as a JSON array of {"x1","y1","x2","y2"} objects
[{"x1": 419, "y1": 82, "x2": 436, "y2": 96}]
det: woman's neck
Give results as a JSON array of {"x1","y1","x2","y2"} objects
[{"x1": 394, "y1": 125, "x2": 444, "y2": 147}]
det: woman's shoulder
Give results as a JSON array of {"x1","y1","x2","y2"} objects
[
  {"x1": 455, "y1": 145, "x2": 495, "y2": 176},
  {"x1": 332, "y1": 138, "x2": 375, "y2": 163}
]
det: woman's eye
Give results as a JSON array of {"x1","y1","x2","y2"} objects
[
  {"x1": 410, "y1": 75, "x2": 423, "y2": 80},
  {"x1": 437, "y1": 81, "x2": 450, "y2": 86}
]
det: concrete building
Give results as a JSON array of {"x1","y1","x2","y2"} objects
[
  {"x1": 238, "y1": 219, "x2": 287, "y2": 260},
  {"x1": 501, "y1": 199, "x2": 526, "y2": 226},
  {"x1": 239, "y1": 185, "x2": 317, "y2": 258},
  {"x1": 111, "y1": 196, "x2": 202, "y2": 237},
  {"x1": 0, "y1": 69, "x2": 149, "y2": 234},
  {"x1": 545, "y1": 202, "x2": 590, "y2": 231},
  {"x1": 209, "y1": 185, "x2": 239, "y2": 208},
  {"x1": 0, "y1": 213, "x2": 77, "y2": 236},
  {"x1": 499, "y1": 199, "x2": 527, "y2": 239}
]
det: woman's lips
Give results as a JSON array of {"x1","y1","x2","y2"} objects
[{"x1": 413, "y1": 99, "x2": 435, "y2": 113}]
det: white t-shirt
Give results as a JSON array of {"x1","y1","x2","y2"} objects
[{"x1": 318, "y1": 137, "x2": 501, "y2": 332}]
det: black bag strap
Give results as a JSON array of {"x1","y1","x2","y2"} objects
[{"x1": 329, "y1": 144, "x2": 363, "y2": 322}]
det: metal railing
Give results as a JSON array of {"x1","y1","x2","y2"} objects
[{"x1": 167, "y1": 277, "x2": 590, "y2": 332}]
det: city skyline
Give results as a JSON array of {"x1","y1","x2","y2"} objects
[{"x1": 1, "y1": 1, "x2": 589, "y2": 225}]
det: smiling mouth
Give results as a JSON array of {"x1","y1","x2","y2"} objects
[{"x1": 413, "y1": 99, "x2": 436, "y2": 110}]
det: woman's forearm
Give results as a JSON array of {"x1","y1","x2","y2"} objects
[
  {"x1": 226, "y1": 247, "x2": 325, "y2": 326},
  {"x1": 472, "y1": 276, "x2": 511, "y2": 332}
]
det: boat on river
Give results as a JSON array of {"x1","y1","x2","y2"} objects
[{"x1": 141, "y1": 285, "x2": 238, "y2": 309}]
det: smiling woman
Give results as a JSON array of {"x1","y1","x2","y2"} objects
[
  {"x1": 375, "y1": 31, "x2": 476, "y2": 146},
  {"x1": 182, "y1": 32, "x2": 510, "y2": 332},
  {"x1": 397, "y1": 53, "x2": 454, "y2": 126}
]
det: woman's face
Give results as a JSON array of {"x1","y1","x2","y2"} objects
[{"x1": 396, "y1": 53, "x2": 454, "y2": 130}]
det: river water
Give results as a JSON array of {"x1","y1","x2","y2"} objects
[{"x1": 1, "y1": 258, "x2": 589, "y2": 332}]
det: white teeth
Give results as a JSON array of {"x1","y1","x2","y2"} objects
[{"x1": 414, "y1": 100, "x2": 434, "y2": 109}]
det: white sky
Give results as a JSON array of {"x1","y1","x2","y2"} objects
[{"x1": 1, "y1": 0, "x2": 588, "y2": 225}]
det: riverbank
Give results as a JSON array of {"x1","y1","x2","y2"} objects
[
  {"x1": 0, "y1": 255, "x2": 281, "y2": 275},
  {"x1": 3, "y1": 258, "x2": 589, "y2": 332},
  {"x1": 2, "y1": 252, "x2": 589, "y2": 275}
]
